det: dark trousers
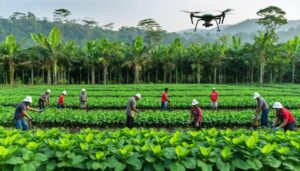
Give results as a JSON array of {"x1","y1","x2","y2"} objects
[
  {"x1": 261, "y1": 109, "x2": 269, "y2": 127},
  {"x1": 161, "y1": 102, "x2": 167, "y2": 111},
  {"x1": 38, "y1": 99, "x2": 45, "y2": 109},
  {"x1": 57, "y1": 103, "x2": 65, "y2": 109},
  {"x1": 284, "y1": 122, "x2": 296, "y2": 132},
  {"x1": 126, "y1": 115, "x2": 135, "y2": 129}
]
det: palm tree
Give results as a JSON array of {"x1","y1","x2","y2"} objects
[
  {"x1": 0, "y1": 35, "x2": 21, "y2": 85},
  {"x1": 98, "y1": 39, "x2": 125, "y2": 84},
  {"x1": 188, "y1": 44, "x2": 205, "y2": 83},
  {"x1": 285, "y1": 36, "x2": 300, "y2": 83},
  {"x1": 83, "y1": 40, "x2": 99, "y2": 84},
  {"x1": 122, "y1": 36, "x2": 150, "y2": 84},
  {"x1": 31, "y1": 27, "x2": 62, "y2": 85}
]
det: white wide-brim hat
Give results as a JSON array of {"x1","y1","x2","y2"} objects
[
  {"x1": 62, "y1": 90, "x2": 67, "y2": 95},
  {"x1": 273, "y1": 102, "x2": 283, "y2": 109},
  {"x1": 81, "y1": 88, "x2": 86, "y2": 92},
  {"x1": 135, "y1": 93, "x2": 141, "y2": 99},
  {"x1": 46, "y1": 89, "x2": 51, "y2": 93},
  {"x1": 23, "y1": 96, "x2": 33, "y2": 103},
  {"x1": 192, "y1": 99, "x2": 199, "y2": 106},
  {"x1": 253, "y1": 92, "x2": 260, "y2": 99}
]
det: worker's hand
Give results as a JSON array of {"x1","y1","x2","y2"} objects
[
  {"x1": 28, "y1": 116, "x2": 32, "y2": 120},
  {"x1": 274, "y1": 127, "x2": 280, "y2": 131},
  {"x1": 38, "y1": 109, "x2": 43, "y2": 113},
  {"x1": 195, "y1": 122, "x2": 200, "y2": 127}
]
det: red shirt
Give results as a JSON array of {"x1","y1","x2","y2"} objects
[
  {"x1": 191, "y1": 107, "x2": 202, "y2": 122},
  {"x1": 210, "y1": 92, "x2": 219, "y2": 102},
  {"x1": 279, "y1": 108, "x2": 295, "y2": 123},
  {"x1": 161, "y1": 92, "x2": 168, "y2": 102},
  {"x1": 58, "y1": 95, "x2": 65, "y2": 105}
]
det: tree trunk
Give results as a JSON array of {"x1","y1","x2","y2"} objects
[
  {"x1": 103, "y1": 65, "x2": 108, "y2": 85},
  {"x1": 213, "y1": 66, "x2": 217, "y2": 84},
  {"x1": 251, "y1": 64, "x2": 254, "y2": 84},
  {"x1": 53, "y1": 59, "x2": 58, "y2": 85},
  {"x1": 175, "y1": 69, "x2": 178, "y2": 83},
  {"x1": 79, "y1": 69, "x2": 82, "y2": 84},
  {"x1": 259, "y1": 62, "x2": 265, "y2": 84},
  {"x1": 181, "y1": 70, "x2": 184, "y2": 83},
  {"x1": 134, "y1": 65, "x2": 140, "y2": 84},
  {"x1": 9, "y1": 62, "x2": 15, "y2": 85},
  {"x1": 163, "y1": 70, "x2": 167, "y2": 83},
  {"x1": 67, "y1": 69, "x2": 70, "y2": 84},
  {"x1": 292, "y1": 63, "x2": 295, "y2": 83},
  {"x1": 22, "y1": 69, "x2": 25, "y2": 84},
  {"x1": 169, "y1": 72, "x2": 172, "y2": 83},
  {"x1": 155, "y1": 69, "x2": 158, "y2": 83},
  {"x1": 31, "y1": 67, "x2": 34, "y2": 85},
  {"x1": 91, "y1": 66, "x2": 95, "y2": 84},
  {"x1": 126, "y1": 69, "x2": 129, "y2": 84},
  {"x1": 87, "y1": 68, "x2": 90, "y2": 84},
  {"x1": 196, "y1": 67, "x2": 201, "y2": 84},
  {"x1": 47, "y1": 67, "x2": 51, "y2": 85}
]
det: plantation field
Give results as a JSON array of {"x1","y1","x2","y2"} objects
[
  {"x1": 1, "y1": 84, "x2": 300, "y2": 170},
  {"x1": 0, "y1": 84, "x2": 300, "y2": 109},
  {"x1": 0, "y1": 127, "x2": 300, "y2": 171}
]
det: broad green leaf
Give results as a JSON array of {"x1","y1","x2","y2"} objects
[
  {"x1": 175, "y1": 146, "x2": 189, "y2": 158},
  {"x1": 221, "y1": 146, "x2": 232, "y2": 159},
  {"x1": 199, "y1": 146, "x2": 212, "y2": 157},
  {"x1": 170, "y1": 162, "x2": 185, "y2": 171},
  {"x1": 261, "y1": 143, "x2": 277, "y2": 154},
  {"x1": 5, "y1": 156, "x2": 24, "y2": 165},
  {"x1": 46, "y1": 160, "x2": 56, "y2": 171},
  {"x1": 0, "y1": 146, "x2": 9, "y2": 157},
  {"x1": 276, "y1": 147, "x2": 290, "y2": 154},
  {"x1": 245, "y1": 136, "x2": 257, "y2": 149},
  {"x1": 181, "y1": 158, "x2": 196, "y2": 169},
  {"x1": 126, "y1": 155, "x2": 142, "y2": 170},
  {"x1": 85, "y1": 133, "x2": 93, "y2": 143},
  {"x1": 290, "y1": 140, "x2": 299, "y2": 149},
  {"x1": 197, "y1": 160, "x2": 213, "y2": 171},
  {"x1": 232, "y1": 158, "x2": 247, "y2": 170},
  {"x1": 153, "y1": 162, "x2": 165, "y2": 171},
  {"x1": 95, "y1": 151, "x2": 105, "y2": 160},
  {"x1": 266, "y1": 156, "x2": 281, "y2": 168},
  {"x1": 216, "y1": 158, "x2": 230, "y2": 171}
]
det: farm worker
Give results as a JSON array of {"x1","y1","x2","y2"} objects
[
  {"x1": 271, "y1": 102, "x2": 296, "y2": 132},
  {"x1": 57, "y1": 90, "x2": 67, "y2": 108},
  {"x1": 38, "y1": 89, "x2": 51, "y2": 109},
  {"x1": 13, "y1": 96, "x2": 41, "y2": 131},
  {"x1": 126, "y1": 93, "x2": 141, "y2": 129},
  {"x1": 210, "y1": 88, "x2": 219, "y2": 111},
  {"x1": 253, "y1": 92, "x2": 269, "y2": 128},
  {"x1": 161, "y1": 88, "x2": 170, "y2": 111},
  {"x1": 80, "y1": 88, "x2": 88, "y2": 109},
  {"x1": 190, "y1": 99, "x2": 203, "y2": 130}
]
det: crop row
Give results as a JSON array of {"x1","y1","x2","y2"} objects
[
  {"x1": 0, "y1": 89, "x2": 299, "y2": 98},
  {"x1": 1, "y1": 107, "x2": 299, "y2": 127},
  {"x1": 0, "y1": 127, "x2": 299, "y2": 170},
  {"x1": 1, "y1": 95, "x2": 300, "y2": 109}
]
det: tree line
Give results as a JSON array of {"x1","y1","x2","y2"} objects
[{"x1": 0, "y1": 6, "x2": 299, "y2": 85}]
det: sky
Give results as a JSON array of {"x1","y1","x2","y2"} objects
[{"x1": 0, "y1": 0, "x2": 299, "y2": 32}]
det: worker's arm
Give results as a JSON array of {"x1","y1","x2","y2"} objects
[
  {"x1": 167, "y1": 98, "x2": 171, "y2": 103},
  {"x1": 271, "y1": 117, "x2": 278, "y2": 128},
  {"x1": 131, "y1": 107, "x2": 139, "y2": 113},
  {"x1": 22, "y1": 111, "x2": 32, "y2": 120},
  {"x1": 190, "y1": 112, "x2": 193, "y2": 121},
  {"x1": 27, "y1": 106, "x2": 41, "y2": 112},
  {"x1": 278, "y1": 119, "x2": 288, "y2": 128},
  {"x1": 47, "y1": 97, "x2": 51, "y2": 106}
]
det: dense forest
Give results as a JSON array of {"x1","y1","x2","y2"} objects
[{"x1": 1, "y1": 6, "x2": 300, "y2": 85}]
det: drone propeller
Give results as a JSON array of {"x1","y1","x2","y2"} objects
[
  {"x1": 180, "y1": 10, "x2": 203, "y2": 14},
  {"x1": 180, "y1": 10, "x2": 204, "y2": 24},
  {"x1": 216, "y1": 9, "x2": 234, "y2": 24}
]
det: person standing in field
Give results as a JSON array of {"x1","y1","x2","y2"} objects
[
  {"x1": 271, "y1": 102, "x2": 296, "y2": 132},
  {"x1": 13, "y1": 96, "x2": 41, "y2": 131},
  {"x1": 210, "y1": 88, "x2": 219, "y2": 111},
  {"x1": 253, "y1": 92, "x2": 269, "y2": 128},
  {"x1": 80, "y1": 88, "x2": 88, "y2": 109},
  {"x1": 161, "y1": 88, "x2": 170, "y2": 111},
  {"x1": 190, "y1": 99, "x2": 203, "y2": 130},
  {"x1": 57, "y1": 90, "x2": 67, "y2": 109},
  {"x1": 126, "y1": 93, "x2": 141, "y2": 129},
  {"x1": 38, "y1": 89, "x2": 51, "y2": 109}
]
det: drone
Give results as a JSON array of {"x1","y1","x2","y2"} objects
[{"x1": 181, "y1": 9, "x2": 233, "y2": 31}]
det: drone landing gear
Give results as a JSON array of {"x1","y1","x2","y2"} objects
[
  {"x1": 215, "y1": 20, "x2": 221, "y2": 32},
  {"x1": 194, "y1": 19, "x2": 202, "y2": 31}
]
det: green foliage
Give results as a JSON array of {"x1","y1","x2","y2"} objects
[{"x1": 0, "y1": 128, "x2": 299, "y2": 170}]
